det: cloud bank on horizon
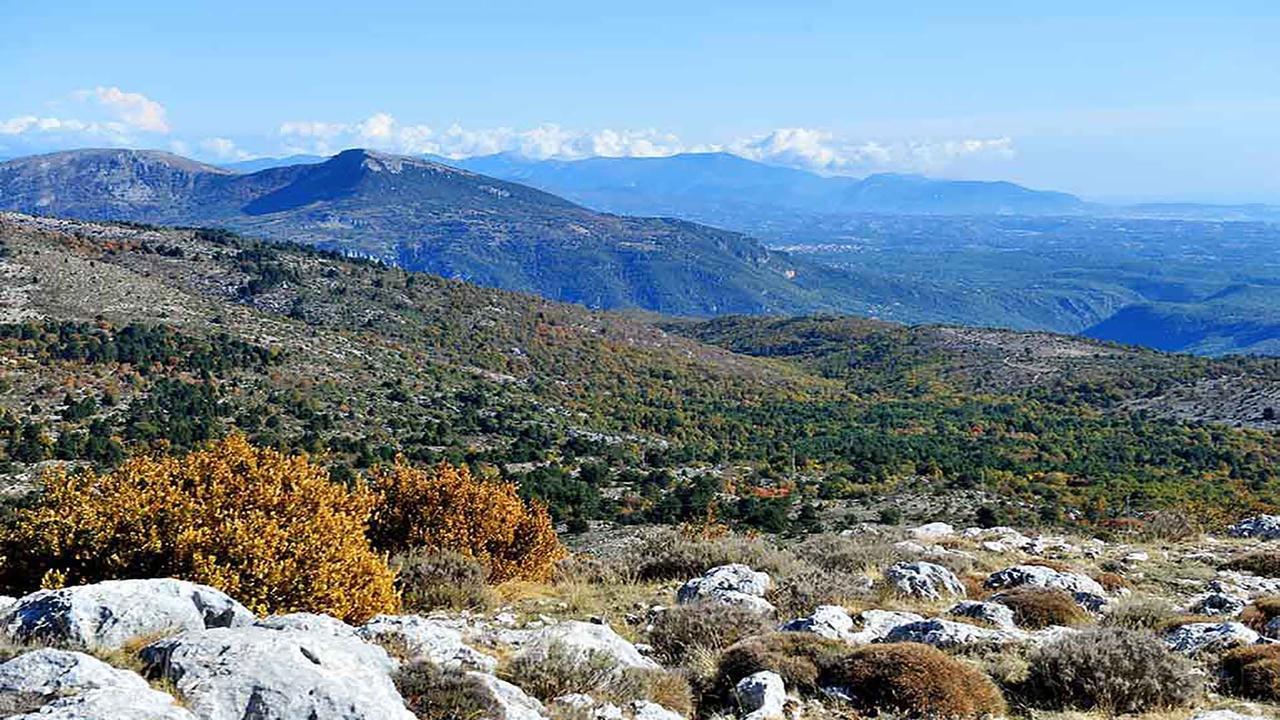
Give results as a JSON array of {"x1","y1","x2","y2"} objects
[{"x1": 0, "y1": 89, "x2": 1015, "y2": 177}]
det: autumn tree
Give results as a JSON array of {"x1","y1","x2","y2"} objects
[
  {"x1": 0, "y1": 435, "x2": 397, "y2": 623},
  {"x1": 367, "y1": 460, "x2": 566, "y2": 582}
]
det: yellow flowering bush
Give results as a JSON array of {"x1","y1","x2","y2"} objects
[
  {"x1": 0, "y1": 435, "x2": 398, "y2": 623},
  {"x1": 368, "y1": 460, "x2": 566, "y2": 583}
]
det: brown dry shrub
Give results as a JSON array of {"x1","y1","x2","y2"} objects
[
  {"x1": 993, "y1": 587, "x2": 1089, "y2": 630},
  {"x1": 820, "y1": 642, "x2": 1006, "y2": 719},
  {"x1": 648, "y1": 602, "x2": 772, "y2": 664},
  {"x1": 1096, "y1": 571, "x2": 1132, "y2": 593},
  {"x1": 1221, "y1": 551, "x2": 1280, "y2": 578},
  {"x1": 1220, "y1": 644, "x2": 1280, "y2": 700},
  {"x1": 0, "y1": 435, "x2": 397, "y2": 623},
  {"x1": 368, "y1": 460, "x2": 566, "y2": 583},
  {"x1": 715, "y1": 632, "x2": 851, "y2": 697},
  {"x1": 1241, "y1": 596, "x2": 1280, "y2": 634},
  {"x1": 605, "y1": 668, "x2": 696, "y2": 718}
]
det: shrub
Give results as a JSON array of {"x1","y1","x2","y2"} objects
[
  {"x1": 1221, "y1": 551, "x2": 1280, "y2": 578},
  {"x1": 769, "y1": 567, "x2": 873, "y2": 619},
  {"x1": 1241, "y1": 596, "x2": 1280, "y2": 634},
  {"x1": 393, "y1": 549, "x2": 496, "y2": 612},
  {"x1": 396, "y1": 660, "x2": 498, "y2": 720},
  {"x1": 716, "y1": 632, "x2": 850, "y2": 697},
  {"x1": 1103, "y1": 596, "x2": 1177, "y2": 631},
  {"x1": 367, "y1": 460, "x2": 566, "y2": 583},
  {"x1": 820, "y1": 642, "x2": 1006, "y2": 719},
  {"x1": 0, "y1": 435, "x2": 397, "y2": 623},
  {"x1": 604, "y1": 668, "x2": 695, "y2": 718},
  {"x1": 791, "y1": 533, "x2": 906, "y2": 575},
  {"x1": 993, "y1": 587, "x2": 1089, "y2": 630},
  {"x1": 502, "y1": 641, "x2": 617, "y2": 700},
  {"x1": 1022, "y1": 627, "x2": 1198, "y2": 715},
  {"x1": 1096, "y1": 571, "x2": 1131, "y2": 593},
  {"x1": 626, "y1": 531, "x2": 800, "y2": 582},
  {"x1": 1220, "y1": 644, "x2": 1280, "y2": 700},
  {"x1": 648, "y1": 602, "x2": 773, "y2": 664}
]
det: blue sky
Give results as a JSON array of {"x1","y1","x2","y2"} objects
[{"x1": 2, "y1": 0, "x2": 1279, "y2": 202}]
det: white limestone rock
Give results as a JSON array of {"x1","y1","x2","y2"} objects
[
  {"x1": 882, "y1": 618, "x2": 1018, "y2": 649},
  {"x1": 358, "y1": 614, "x2": 497, "y2": 672},
  {"x1": 677, "y1": 565, "x2": 774, "y2": 614},
  {"x1": 8, "y1": 687, "x2": 197, "y2": 720},
  {"x1": 779, "y1": 605, "x2": 854, "y2": 640},
  {"x1": 734, "y1": 671, "x2": 786, "y2": 720},
  {"x1": 1164, "y1": 622, "x2": 1261, "y2": 655},
  {"x1": 1229, "y1": 515, "x2": 1280, "y2": 539},
  {"x1": 516, "y1": 620, "x2": 659, "y2": 671},
  {"x1": 948, "y1": 600, "x2": 1018, "y2": 630},
  {"x1": 0, "y1": 648, "x2": 151, "y2": 696},
  {"x1": 846, "y1": 609, "x2": 925, "y2": 644},
  {"x1": 984, "y1": 564, "x2": 1105, "y2": 596},
  {"x1": 884, "y1": 561, "x2": 966, "y2": 600},
  {"x1": 467, "y1": 671, "x2": 550, "y2": 720},
  {"x1": 140, "y1": 625, "x2": 414, "y2": 720},
  {"x1": 1, "y1": 578, "x2": 252, "y2": 650}
]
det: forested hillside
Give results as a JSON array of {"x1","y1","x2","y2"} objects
[{"x1": 4, "y1": 213, "x2": 1280, "y2": 531}]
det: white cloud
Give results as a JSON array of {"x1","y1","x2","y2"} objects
[
  {"x1": 273, "y1": 113, "x2": 1012, "y2": 174},
  {"x1": 74, "y1": 86, "x2": 170, "y2": 133},
  {"x1": 729, "y1": 128, "x2": 1014, "y2": 174},
  {"x1": 199, "y1": 136, "x2": 253, "y2": 161},
  {"x1": 277, "y1": 114, "x2": 687, "y2": 161}
]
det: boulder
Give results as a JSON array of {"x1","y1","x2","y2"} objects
[
  {"x1": 630, "y1": 700, "x2": 686, "y2": 720},
  {"x1": 256, "y1": 613, "x2": 358, "y2": 637},
  {"x1": 677, "y1": 565, "x2": 774, "y2": 614},
  {"x1": 1188, "y1": 593, "x2": 1247, "y2": 617},
  {"x1": 883, "y1": 561, "x2": 965, "y2": 600},
  {"x1": 847, "y1": 609, "x2": 925, "y2": 644},
  {"x1": 358, "y1": 614, "x2": 497, "y2": 672},
  {"x1": 551, "y1": 694, "x2": 624, "y2": 720},
  {"x1": 1163, "y1": 622, "x2": 1261, "y2": 655},
  {"x1": 1, "y1": 578, "x2": 253, "y2": 650},
  {"x1": 882, "y1": 618, "x2": 1017, "y2": 649},
  {"x1": 1229, "y1": 515, "x2": 1280, "y2": 539},
  {"x1": 466, "y1": 671, "x2": 549, "y2": 720},
  {"x1": 735, "y1": 671, "x2": 786, "y2": 720},
  {"x1": 0, "y1": 648, "x2": 193, "y2": 720},
  {"x1": 141, "y1": 626, "x2": 414, "y2": 720},
  {"x1": 984, "y1": 564, "x2": 1105, "y2": 596},
  {"x1": 7, "y1": 687, "x2": 197, "y2": 720},
  {"x1": 948, "y1": 601, "x2": 1018, "y2": 630},
  {"x1": 910, "y1": 522, "x2": 955, "y2": 541},
  {"x1": 516, "y1": 620, "x2": 659, "y2": 671},
  {"x1": 0, "y1": 648, "x2": 152, "y2": 695},
  {"x1": 779, "y1": 605, "x2": 854, "y2": 640}
]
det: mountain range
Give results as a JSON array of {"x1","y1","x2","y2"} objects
[
  {"x1": 2, "y1": 147, "x2": 1279, "y2": 355},
  {"x1": 0, "y1": 148, "x2": 885, "y2": 316}
]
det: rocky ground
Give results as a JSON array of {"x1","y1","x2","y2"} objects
[{"x1": 6, "y1": 517, "x2": 1280, "y2": 718}]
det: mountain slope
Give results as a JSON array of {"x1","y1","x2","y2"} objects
[
  {"x1": 5, "y1": 213, "x2": 1280, "y2": 526},
  {"x1": 0, "y1": 148, "x2": 880, "y2": 316}
]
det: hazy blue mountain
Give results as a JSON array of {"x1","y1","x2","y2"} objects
[
  {"x1": 451, "y1": 152, "x2": 1087, "y2": 228},
  {"x1": 221, "y1": 154, "x2": 328, "y2": 173}
]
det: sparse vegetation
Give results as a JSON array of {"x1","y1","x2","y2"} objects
[
  {"x1": 1220, "y1": 644, "x2": 1280, "y2": 701},
  {"x1": 396, "y1": 660, "x2": 498, "y2": 720},
  {"x1": 392, "y1": 549, "x2": 496, "y2": 612},
  {"x1": 715, "y1": 632, "x2": 850, "y2": 697},
  {"x1": 648, "y1": 603, "x2": 773, "y2": 665}
]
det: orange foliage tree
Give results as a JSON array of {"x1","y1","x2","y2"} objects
[
  {"x1": 367, "y1": 460, "x2": 566, "y2": 583},
  {"x1": 0, "y1": 435, "x2": 398, "y2": 623}
]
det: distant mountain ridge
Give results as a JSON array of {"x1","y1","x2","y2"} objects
[
  {"x1": 453, "y1": 152, "x2": 1087, "y2": 229},
  {"x1": 0, "y1": 147, "x2": 886, "y2": 317}
]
